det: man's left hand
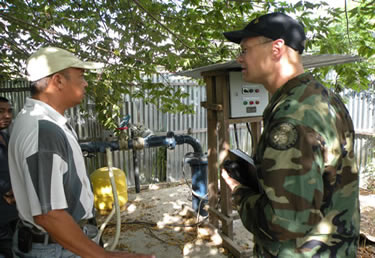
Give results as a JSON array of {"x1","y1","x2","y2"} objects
[{"x1": 3, "y1": 189, "x2": 15, "y2": 204}]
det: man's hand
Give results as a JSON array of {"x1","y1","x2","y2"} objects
[
  {"x1": 221, "y1": 169, "x2": 241, "y2": 191},
  {"x1": 3, "y1": 189, "x2": 15, "y2": 204},
  {"x1": 34, "y1": 210, "x2": 156, "y2": 258}
]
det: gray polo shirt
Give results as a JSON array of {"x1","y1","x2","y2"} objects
[{"x1": 9, "y1": 98, "x2": 94, "y2": 230}]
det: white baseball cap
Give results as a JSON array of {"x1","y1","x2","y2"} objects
[{"x1": 26, "y1": 46, "x2": 104, "y2": 82}]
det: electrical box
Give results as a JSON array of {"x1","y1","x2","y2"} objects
[{"x1": 229, "y1": 72, "x2": 269, "y2": 118}]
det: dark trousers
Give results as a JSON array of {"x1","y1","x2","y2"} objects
[{"x1": 0, "y1": 220, "x2": 18, "y2": 258}]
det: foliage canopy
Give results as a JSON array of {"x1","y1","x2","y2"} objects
[{"x1": 0, "y1": 0, "x2": 374, "y2": 129}]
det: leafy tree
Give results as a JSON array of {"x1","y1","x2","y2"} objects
[{"x1": 0, "y1": 0, "x2": 374, "y2": 130}]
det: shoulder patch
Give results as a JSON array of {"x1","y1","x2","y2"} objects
[{"x1": 268, "y1": 122, "x2": 298, "y2": 150}]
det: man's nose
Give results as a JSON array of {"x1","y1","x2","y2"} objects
[
  {"x1": 83, "y1": 79, "x2": 88, "y2": 88},
  {"x1": 236, "y1": 55, "x2": 243, "y2": 64},
  {"x1": 5, "y1": 111, "x2": 12, "y2": 118}
]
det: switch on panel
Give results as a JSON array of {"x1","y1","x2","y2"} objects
[{"x1": 229, "y1": 72, "x2": 269, "y2": 118}]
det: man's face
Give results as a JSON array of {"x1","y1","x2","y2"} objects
[
  {"x1": 60, "y1": 68, "x2": 88, "y2": 107},
  {"x1": 236, "y1": 37, "x2": 273, "y2": 84},
  {"x1": 0, "y1": 101, "x2": 12, "y2": 130}
]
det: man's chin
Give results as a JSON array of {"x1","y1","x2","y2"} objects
[
  {"x1": 0, "y1": 124, "x2": 10, "y2": 129},
  {"x1": 243, "y1": 76, "x2": 257, "y2": 84}
]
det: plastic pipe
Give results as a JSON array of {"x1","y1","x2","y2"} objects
[{"x1": 97, "y1": 208, "x2": 115, "y2": 247}]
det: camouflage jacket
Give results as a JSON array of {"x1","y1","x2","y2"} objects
[{"x1": 232, "y1": 73, "x2": 360, "y2": 257}]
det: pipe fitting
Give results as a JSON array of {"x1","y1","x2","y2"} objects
[
  {"x1": 132, "y1": 137, "x2": 145, "y2": 150},
  {"x1": 118, "y1": 137, "x2": 129, "y2": 150}
]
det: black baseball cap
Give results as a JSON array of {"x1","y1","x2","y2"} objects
[{"x1": 223, "y1": 12, "x2": 306, "y2": 54}]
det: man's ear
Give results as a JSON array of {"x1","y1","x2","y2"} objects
[
  {"x1": 271, "y1": 39, "x2": 285, "y2": 60},
  {"x1": 50, "y1": 73, "x2": 64, "y2": 90}
]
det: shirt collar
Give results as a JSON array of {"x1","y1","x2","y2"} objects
[
  {"x1": 270, "y1": 72, "x2": 313, "y2": 103},
  {"x1": 25, "y1": 97, "x2": 68, "y2": 127}
]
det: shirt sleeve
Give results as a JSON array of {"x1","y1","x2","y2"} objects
[
  {"x1": 233, "y1": 123, "x2": 325, "y2": 242},
  {"x1": 25, "y1": 120, "x2": 69, "y2": 215}
]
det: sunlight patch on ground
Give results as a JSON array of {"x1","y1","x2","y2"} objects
[
  {"x1": 163, "y1": 200, "x2": 190, "y2": 210},
  {"x1": 149, "y1": 184, "x2": 161, "y2": 190},
  {"x1": 126, "y1": 203, "x2": 137, "y2": 214},
  {"x1": 157, "y1": 213, "x2": 184, "y2": 228}
]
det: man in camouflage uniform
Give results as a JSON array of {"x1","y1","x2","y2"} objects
[{"x1": 222, "y1": 12, "x2": 360, "y2": 257}]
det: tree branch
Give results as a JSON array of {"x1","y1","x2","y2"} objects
[
  {"x1": 0, "y1": 13, "x2": 114, "y2": 57},
  {"x1": 131, "y1": 0, "x2": 199, "y2": 55},
  {"x1": 0, "y1": 35, "x2": 28, "y2": 56},
  {"x1": 344, "y1": 0, "x2": 352, "y2": 49},
  {"x1": 0, "y1": 12, "x2": 162, "y2": 69}
]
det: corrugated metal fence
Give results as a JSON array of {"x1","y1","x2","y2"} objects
[
  {"x1": 341, "y1": 88, "x2": 375, "y2": 171},
  {"x1": 1, "y1": 77, "x2": 374, "y2": 186}
]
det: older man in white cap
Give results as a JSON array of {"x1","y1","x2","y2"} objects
[{"x1": 8, "y1": 47, "x2": 154, "y2": 258}]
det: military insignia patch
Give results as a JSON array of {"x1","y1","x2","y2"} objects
[{"x1": 268, "y1": 122, "x2": 298, "y2": 150}]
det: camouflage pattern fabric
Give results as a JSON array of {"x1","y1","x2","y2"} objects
[{"x1": 232, "y1": 73, "x2": 360, "y2": 257}]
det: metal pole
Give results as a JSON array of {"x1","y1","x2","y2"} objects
[{"x1": 132, "y1": 131, "x2": 141, "y2": 193}]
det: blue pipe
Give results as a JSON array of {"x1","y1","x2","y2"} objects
[
  {"x1": 80, "y1": 141, "x2": 119, "y2": 154},
  {"x1": 142, "y1": 132, "x2": 202, "y2": 154},
  {"x1": 184, "y1": 152, "x2": 208, "y2": 216},
  {"x1": 174, "y1": 134, "x2": 203, "y2": 154},
  {"x1": 80, "y1": 131, "x2": 203, "y2": 154}
]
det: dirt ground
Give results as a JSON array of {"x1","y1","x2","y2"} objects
[
  {"x1": 357, "y1": 189, "x2": 375, "y2": 258},
  {"x1": 98, "y1": 182, "x2": 252, "y2": 257},
  {"x1": 98, "y1": 182, "x2": 375, "y2": 258}
]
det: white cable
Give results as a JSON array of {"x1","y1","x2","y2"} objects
[
  {"x1": 196, "y1": 192, "x2": 209, "y2": 224},
  {"x1": 98, "y1": 208, "x2": 115, "y2": 248},
  {"x1": 106, "y1": 147, "x2": 121, "y2": 251}
]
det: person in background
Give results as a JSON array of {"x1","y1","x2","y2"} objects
[
  {"x1": 0, "y1": 96, "x2": 18, "y2": 258},
  {"x1": 8, "y1": 46, "x2": 154, "y2": 258},
  {"x1": 222, "y1": 12, "x2": 360, "y2": 257}
]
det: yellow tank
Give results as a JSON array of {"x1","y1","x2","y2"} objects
[{"x1": 90, "y1": 167, "x2": 128, "y2": 215}]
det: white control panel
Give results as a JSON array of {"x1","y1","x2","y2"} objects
[{"x1": 229, "y1": 72, "x2": 269, "y2": 118}]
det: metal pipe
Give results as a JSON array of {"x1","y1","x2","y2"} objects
[
  {"x1": 132, "y1": 150, "x2": 140, "y2": 193},
  {"x1": 131, "y1": 130, "x2": 141, "y2": 193}
]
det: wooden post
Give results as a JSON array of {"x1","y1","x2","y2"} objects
[
  {"x1": 216, "y1": 73, "x2": 233, "y2": 238},
  {"x1": 250, "y1": 122, "x2": 262, "y2": 154},
  {"x1": 205, "y1": 75, "x2": 219, "y2": 227},
  {"x1": 201, "y1": 70, "x2": 264, "y2": 257}
]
